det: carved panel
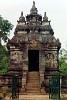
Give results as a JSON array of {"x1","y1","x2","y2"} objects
[
  {"x1": 44, "y1": 51, "x2": 58, "y2": 68},
  {"x1": 28, "y1": 37, "x2": 39, "y2": 49},
  {"x1": 10, "y1": 50, "x2": 23, "y2": 63}
]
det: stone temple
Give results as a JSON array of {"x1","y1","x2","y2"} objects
[{"x1": 7, "y1": 1, "x2": 61, "y2": 93}]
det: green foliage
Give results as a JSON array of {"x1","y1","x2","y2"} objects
[
  {"x1": 0, "y1": 16, "x2": 13, "y2": 74},
  {"x1": 0, "y1": 16, "x2": 13, "y2": 42},
  {"x1": 59, "y1": 48, "x2": 67, "y2": 75},
  {"x1": 0, "y1": 45, "x2": 9, "y2": 74}
]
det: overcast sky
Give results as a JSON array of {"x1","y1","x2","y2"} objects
[{"x1": 0, "y1": 0, "x2": 67, "y2": 49}]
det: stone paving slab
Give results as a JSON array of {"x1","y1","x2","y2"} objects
[
  {"x1": 5, "y1": 94, "x2": 52, "y2": 100},
  {"x1": 4, "y1": 94, "x2": 67, "y2": 100},
  {"x1": 19, "y1": 95, "x2": 51, "y2": 100}
]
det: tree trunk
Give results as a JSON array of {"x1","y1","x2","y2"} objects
[{"x1": 0, "y1": 38, "x2": 1, "y2": 45}]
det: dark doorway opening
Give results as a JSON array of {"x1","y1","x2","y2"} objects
[{"x1": 28, "y1": 50, "x2": 39, "y2": 71}]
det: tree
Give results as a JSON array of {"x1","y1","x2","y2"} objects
[
  {"x1": 59, "y1": 48, "x2": 67, "y2": 75},
  {"x1": 0, "y1": 16, "x2": 13, "y2": 74},
  {"x1": 0, "y1": 16, "x2": 13, "y2": 44}
]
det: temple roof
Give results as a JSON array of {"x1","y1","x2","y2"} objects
[{"x1": 7, "y1": 1, "x2": 61, "y2": 49}]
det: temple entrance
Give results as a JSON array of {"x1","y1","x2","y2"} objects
[{"x1": 28, "y1": 50, "x2": 39, "y2": 71}]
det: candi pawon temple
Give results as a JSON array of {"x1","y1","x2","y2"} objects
[{"x1": 5, "y1": 1, "x2": 67, "y2": 95}]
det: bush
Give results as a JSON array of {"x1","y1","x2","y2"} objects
[{"x1": 0, "y1": 45, "x2": 9, "y2": 74}]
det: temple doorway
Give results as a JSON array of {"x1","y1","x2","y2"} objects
[{"x1": 28, "y1": 50, "x2": 39, "y2": 71}]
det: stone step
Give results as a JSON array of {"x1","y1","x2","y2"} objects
[
  {"x1": 27, "y1": 77, "x2": 39, "y2": 79},
  {"x1": 27, "y1": 83, "x2": 40, "y2": 85},
  {"x1": 26, "y1": 85, "x2": 40, "y2": 87},
  {"x1": 29, "y1": 75, "x2": 39, "y2": 76},
  {"x1": 21, "y1": 71, "x2": 46, "y2": 95},
  {"x1": 25, "y1": 91, "x2": 41, "y2": 93},
  {"x1": 28, "y1": 75, "x2": 39, "y2": 77},
  {"x1": 26, "y1": 85, "x2": 40, "y2": 88},
  {"x1": 26, "y1": 84, "x2": 40, "y2": 86},
  {"x1": 27, "y1": 80, "x2": 39, "y2": 83},
  {"x1": 20, "y1": 92, "x2": 45, "y2": 95},
  {"x1": 20, "y1": 90, "x2": 46, "y2": 95},
  {"x1": 27, "y1": 81, "x2": 39, "y2": 83},
  {"x1": 5, "y1": 95, "x2": 50, "y2": 100},
  {"x1": 28, "y1": 78, "x2": 39, "y2": 79},
  {"x1": 27, "y1": 79, "x2": 39, "y2": 81},
  {"x1": 28, "y1": 74, "x2": 39, "y2": 75},
  {"x1": 27, "y1": 80, "x2": 39, "y2": 81},
  {"x1": 28, "y1": 74, "x2": 39, "y2": 76},
  {"x1": 28, "y1": 78, "x2": 39, "y2": 80},
  {"x1": 28, "y1": 77, "x2": 39, "y2": 79},
  {"x1": 26, "y1": 88, "x2": 40, "y2": 90},
  {"x1": 26, "y1": 84, "x2": 40, "y2": 87},
  {"x1": 28, "y1": 75, "x2": 39, "y2": 76},
  {"x1": 27, "y1": 83, "x2": 40, "y2": 86},
  {"x1": 20, "y1": 95, "x2": 50, "y2": 100}
]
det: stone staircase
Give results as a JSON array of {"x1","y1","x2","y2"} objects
[
  {"x1": 5, "y1": 71, "x2": 48, "y2": 100},
  {"x1": 26, "y1": 71, "x2": 40, "y2": 94},
  {"x1": 23, "y1": 71, "x2": 45, "y2": 95}
]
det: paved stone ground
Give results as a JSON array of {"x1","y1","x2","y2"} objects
[
  {"x1": 19, "y1": 95, "x2": 51, "y2": 100},
  {"x1": 5, "y1": 94, "x2": 52, "y2": 100},
  {"x1": 4, "y1": 94, "x2": 67, "y2": 100}
]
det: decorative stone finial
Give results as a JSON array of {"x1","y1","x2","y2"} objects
[
  {"x1": 30, "y1": 1, "x2": 38, "y2": 14},
  {"x1": 43, "y1": 12, "x2": 48, "y2": 21},
  {"x1": 44, "y1": 12, "x2": 46, "y2": 17},
  {"x1": 21, "y1": 11, "x2": 23, "y2": 16},
  {"x1": 18, "y1": 11, "x2": 25, "y2": 22},
  {"x1": 33, "y1": 1, "x2": 35, "y2": 7}
]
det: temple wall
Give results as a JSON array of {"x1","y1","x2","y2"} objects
[
  {"x1": 22, "y1": 50, "x2": 28, "y2": 91},
  {"x1": 44, "y1": 49, "x2": 59, "y2": 92},
  {"x1": 39, "y1": 50, "x2": 45, "y2": 89},
  {"x1": 61, "y1": 75, "x2": 67, "y2": 93},
  {"x1": 8, "y1": 43, "x2": 59, "y2": 92}
]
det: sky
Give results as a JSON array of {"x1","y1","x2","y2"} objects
[{"x1": 0, "y1": 0, "x2": 67, "y2": 49}]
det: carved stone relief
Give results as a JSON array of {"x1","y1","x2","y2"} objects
[
  {"x1": 10, "y1": 50, "x2": 22, "y2": 63},
  {"x1": 44, "y1": 51, "x2": 58, "y2": 68}
]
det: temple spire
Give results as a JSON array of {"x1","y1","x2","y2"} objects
[
  {"x1": 21, "y1": 11, "x2": 23, "y2": 16},
  {"x1": 43, "y1": 12, "x2": 48, "y2": 21},
  {"x1": 33, "y1": 1, "x2": 35, "y2": 7},
  {"x1": 30, "y1": 1, "x2": 38, "y2": 14},
  {"x1": 17, "y1": 11, "x2": 25, "y2": 22},
  {"x1": 44, "y1": 12, "x2": 46, "y2": 17}
]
